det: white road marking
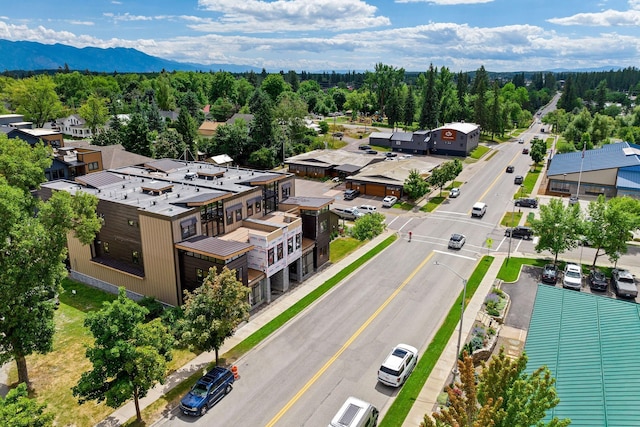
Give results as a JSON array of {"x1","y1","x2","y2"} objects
[
  {"x1": 397, "y1": 217, "x2": 413, "y2": 231},
  {"x1": 433, "y1": 249, "x2": 477, "y2": 261}
]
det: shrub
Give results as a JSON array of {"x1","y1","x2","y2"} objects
[{"x1": 138, "y1": 296, "x2": 165, "y2": 321}]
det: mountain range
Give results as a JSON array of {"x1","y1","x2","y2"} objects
[{"x1": 0, "y1": 39, "x2": 261, "y2": 74}]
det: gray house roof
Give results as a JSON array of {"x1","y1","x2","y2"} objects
[
  {"x1": 547, "y1": 142, "x2": 640, "y2": 176},
  {"x1": 617, "y1": 165, "x2": 640, "y2": 190},
  {"x1": 525, "y1": 284, "x2": 640, "y2": 426}
]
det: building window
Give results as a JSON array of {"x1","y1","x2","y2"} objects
[
  {"x1": 277, "y1": 243, "x2": 283, "y2": 260},
  {"x1": 196, "y1": 268, "x2": 204, "y2": 280},
  {"x1": 282, "y1": 184, "x2": 291, "y2": 198},
  {"x1": 132, "y1": 251, "x2": 140, "y2": 264},
  {"x1": 295, "y1": 233, "x2": 301, "y2": 249},
  {"x1": 235, "y1": 207, "x2": 243, "y2": 222},
  {"x1": 288, "y1": 237, "x2": 294, "y2": 254},
  {"x1": 236, "y1": 267, "x2": 243, "y2": 281},
  {"x1": 226, "y1": 210, "x2": 234, "y2": 225},
  {"x1": 320, "y1": 219, "x2": 328, "y2": 233},
  {"x1": 255, "y1": 200, "x2": 262, "y2": 213},
  {"x1": 181, "y1": 219, "x2": 197, "y2": 239},
  {"x1": 268, "y1": 248, "x2": 275, "y2": 266},
  {"x1": 103, "y1": 242, "x2": 109, "y2": 253},
  {"x1": 247, "y1": 202, "x2": 254, "y2": 216},
  {"x1": 88, "y1": 161, "x2": 99, "y2": 171}
]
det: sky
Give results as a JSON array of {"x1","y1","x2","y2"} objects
[{"x1": 1, "y1": 0, "x2": 639, "y2": 73}]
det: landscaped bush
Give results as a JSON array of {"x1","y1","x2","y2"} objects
[{"x1": 484, "y1": 287, "x2": 507, "y2": 316}]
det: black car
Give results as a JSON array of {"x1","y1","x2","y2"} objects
[
  {"x1": 541, "y1": 264, "x2": 559, "y2": 284},
  {"x1": 505, "y1": 226, "x2": 533, "y2": 239},
  {"x1": 514, "y1": 175, "x2": 524, "y2": 185},
  {"x1": 588, "y1": 269, "x2": 608, "y2": 291},
  {"x1": 506, "y1": 165, "x2": 515, "y2": 173},
  {"x1": 344, "y1": 189, "x2": 360, "y2": 200},
  {"x1": 522, "y1": 148, "x2": 529, "y2": 154},
  {"x1": 366, "y1": 150, "x2": 378, "y2": 155},
  {"x1": 514, "y1": 198, "x2": 538, "y2": 208},
  {"x1": 358, "y1": 145, "x2": 371, "y2": 150}
]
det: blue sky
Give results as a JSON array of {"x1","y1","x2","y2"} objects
[{"x1": 1, "y1": 0, "x2": 639, "y2": 72}]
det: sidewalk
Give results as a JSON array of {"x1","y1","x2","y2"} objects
[
  {"x1": 97, "y1": 230, "x2": 396, "y2": 427},
  {"x1": 402, "y1": 254, "x2": 506, "y2": 427}
]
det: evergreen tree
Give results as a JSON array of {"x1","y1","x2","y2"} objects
[
  {"x1": 419, "y1": 64, "x2": 439, "y2": 129},
  {"x1": 122, "y1": 113, "x2": 153, "y2": 157},
  {"x1": 248, "y1": 88, "x2": 274, "y2": 152},
  {"x1": 403, "y1": 85, "x2": 416, "y2": 127},
  {"x1": 472, "y1": 66, "x2": 489, "y2": 131}
]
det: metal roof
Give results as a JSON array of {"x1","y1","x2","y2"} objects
[
  {"x1": 616, "y1": 165, "x2": 640, "y2": 190},
  {"x1": 547, "y1": 142, "x2": 640, "y2": 176},
  {"x1": 525, "y1": 285, "x2": 640, "y2": 426}
]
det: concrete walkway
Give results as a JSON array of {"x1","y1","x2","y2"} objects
[{"x1": 97, "y1": 230, "x2": 396, "y2": 426}]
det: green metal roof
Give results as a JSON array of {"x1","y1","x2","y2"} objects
[{"x1": 525, "y1": 285, "x2": 640, "y2": 426}]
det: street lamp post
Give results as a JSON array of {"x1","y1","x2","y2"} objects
[{"x1": 434, "y1": 261, "x2": 468, "y2": 381}]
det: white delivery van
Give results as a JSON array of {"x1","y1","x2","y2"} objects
[
  {"x1": 328, "y1": 396, "x2": 379, "y2": 427},
  {"x1": 471, "y1": 202, "x2": 487, "y2": 217}
]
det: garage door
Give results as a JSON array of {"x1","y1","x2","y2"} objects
[{"x1": 366, "y1": 183, "x2": 386, "y2": 197}]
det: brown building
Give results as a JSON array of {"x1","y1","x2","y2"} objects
[{"x1": 40, "y1": 159, "x2": 333, "y2": 309}]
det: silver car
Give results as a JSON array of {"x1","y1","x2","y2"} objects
[
  {"x1": 448, "y1": 233, "x2": 466, "y2": 249},
  {"x1": 611, "y1": 269, "x2": 637, "y2": 298}
]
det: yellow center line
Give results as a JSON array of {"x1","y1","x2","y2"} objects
[
  {"x1": 467, "y1": 149, "x2": 521, "y2": 215},
  {"x1": 265, "y1": 251, "x2": 435, "y2": 427}
]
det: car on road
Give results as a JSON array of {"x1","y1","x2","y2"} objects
[
  {"x1": 522, "y1": 148, "x2": 529, "y2": 154},
  {"x1": 504, "y1": 226, "x2": 533, "y2": 239},
  {"x1": 518, "y1": 138, "x2": 525, "y2": 144},
  {"x1": 180, "y1": 367, "x2": 234, "y2": 416},
  {"x1": 329, "y1": 397, "x2": 378, "y2": 427},
  {"x1": 366, "y1": 149, "x2": 378, "y2": 155},
  {"x1": 377, "y1": 343, "x2": 418, "y2": 387},
  {"x1": 358, "y1": 204, "x2": 377, "y2": 214},
  {"x1": 541, "y1": 264, "x2": 559, "y2": 284},
  {"x1": 382, "y1": 195, "x2": 398, "y2": 207},
  {"x1": 514, "y1": 198, "x2": 538, "y2": 208},
  {"x1": 333, "y1": 207, "x2": 365, "y2": 220},
  {"x1": 569, "y1": 195, "x2": 580, "y2": 205},
  {"x1": 562, "y1": 263, "x2": 582, "y2": 291},
  {"x1": 506, "y1": 165, "x2": 515, "y2": 173},
  {"x1": 611, "y1": 268, "x2": 638, "y2": 298},
  {"x1": 358, "y1": 145, "x2": 371, "y2": 150},
  {"x1": 344, "y1": 189, "x2": 360, "y2": 200},
  {"x1": 448, "y1": 233, "x2": 466, "y2": 249},
  {"x1": 514, "y1": 175, "x2": 524, "y2": 184},
  {"x1": 385, "y1": 152, "x2": 397, "y2": 158},
  {"x1": 471, "y1": 201, "x2": 487, "y2": 217},
  {"x1": 588, "y1": 269, "x2": 608, "y2": 292},
  {"x1": 449, "y1": 188, "x2": 460, "y2": 198}
]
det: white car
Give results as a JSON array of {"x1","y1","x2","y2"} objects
[
  {"x1": 563, "y1": 263, "x2": 582, "y2": 291},
  {"x1": 358, "y1": 204, "x2": 377, "y2": 214},
  {"x1": 377, "y1": 344, "x2": 418, "y2": 387},
  {"x1": 449, "y1": 188, "x2": 460, "y2": 198},
  {"x1": 448, "y1": 233, "x2": 466, "y2": 249},
  {"x1": 382, "y1": 196, "x2": 398, "y2": 207}
]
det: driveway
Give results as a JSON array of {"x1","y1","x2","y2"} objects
[{"x1": 501, "y1": 265, "x2": 541, "y2": 330}]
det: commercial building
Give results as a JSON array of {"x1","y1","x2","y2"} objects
[{"x1": 39, "y1": 159, "x2": 333, "y2": 309}]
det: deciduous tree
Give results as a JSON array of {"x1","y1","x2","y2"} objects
[
  {"x1": 0, "y1": 382, "x2": 54, "y2": 427},
  {"x1": 73, "y1": 288, "x2": 174, "y2": 423},
  {"x1": 8, "y1": 75, "x2": 64, "y2": 127},
  {"x1": 530, "y1": 198, "x2": 581, "y2": 263},
  {"x1": 78, "y1": 94, "x2": 109, "y2": 136},
  {"x1": 403, "y1": 169, "x2": 430, "y2": 201},
  {"x1": 351, "y1": 212, "x2": 386, "y2": 241},
  {"x1": 179, "y1": 266, "x2": 250, "y2": 365}
]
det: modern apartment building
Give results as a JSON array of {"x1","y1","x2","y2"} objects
[{"x1": 39, "y1": 159, "x2": 333, "y2": 308}]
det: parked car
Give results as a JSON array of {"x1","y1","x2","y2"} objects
[
  {"x1": 562, "y1": 263, "x2": 582, "y2": 291},
  {"x1": 569, "y1": 195, "x2": 580, "y2": 206},
  {"x1": 366, "y1": 150, "x2": 378, "y2": 155},
  {"x1": 377, "y1": 344, "x2": 418, "y2": 387},
  {"x1": 358, "y1": 204, "x2": 377, "y2": 214},
  {"x1": 541, "y1": 264, "x2": 559, "y2": 284},
  {"x1": 344, "y1": 189, "x2": 360, "y2": 200},
  {"x1": 385, "y1": 152, "x2": 397, "y2": 158},
  {"x1": 588, "y1": 269, "x2": 608, "y2": 292},
  {"x1": 180, "y1": 367, "x2": 234, "y2": 416},
  {"x1": 514, "y1": 175, "x2": 524, "y2": 185},
  {"x1": 448, "y1": 233, "x2": 466, "y2": 249},
  {"x1": 522, "y1": 148, "x2": 529, "y2": 154},
  {"x1": 505, "y1": 226, "x2": 533, "y2": 239},
  {"x1": 514, "y1": 198, "x2": 538, "y2": 208},
  {"x1": 333, "y1": 207, "x2": 364, "y2": 220},
  {"x1": 382, "y1": 195, "x2": 398, "y2": 207},
  {"x1": 358, "y1": 145, "x2": 371, "y2": 150},
  {"x1": 611, "y1": 268, "x2": 638, "y2": 298},
  {"x1": 449, "y1": 188, "x2": 460, "y2": 198},
  {"x1": 506, "y1": 165, "x2": 515, "y2": 173}
]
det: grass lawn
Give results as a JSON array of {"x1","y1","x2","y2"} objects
[
  {"x1": 421, "y1": 195, "x2": 446, "y2": 212},
  {"x1": 396, "y1": 201, "x2": 414, "y2": 210},
  {"x1": 330, "y1": 236, "x2": 365, "y2": 263},
  {"x1": 469, "y1": 145, "x2": 490, "y2": 159},
  {"x1": 501, "y1": 211, "x2": 523, "y2": 227},
  {"x1": 379, "y1": 256, "x2": 495, "y2": 426},
  {"x1": 7, "y1": 278, "x2": 198, "y2": 427}
]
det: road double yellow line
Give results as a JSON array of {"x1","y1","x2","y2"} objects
[{"x1": 265, "y1": 251, "x2": 435, "y2": 427}]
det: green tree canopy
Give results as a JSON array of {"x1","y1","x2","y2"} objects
[
  {"x1": 8, "y1": 75, "x2": 64, "y2": 127},
  {"x1": 404, "y1": 169, "x2": 430, "y2": 201},
  {"x1": 179, "y1": 266, "x2": 251, "y2": 365},
  {"x1": 530, "y1": 198, "x2": 581, "y2": 263},
  {"x1": 351, "y1": 212, "x2": 387, "y2": 241},
  {"x1": 0, "y1": 382, "x2": 54, "y2": 427},
  {"x1": 78, "y1": 94, "x2": 110, "y2": 136},
  {"x1": 73, "y1": 288, "x2": 174, "y2": 422}
]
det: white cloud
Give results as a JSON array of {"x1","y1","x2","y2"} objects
[
  {"x1": 103, "y1": 12, "x2": 154, "y2": 22},
  {"x1": 194, "y1": 0, "x2": 390, "y2": 32},
  {"x1": 67, "y1": 20, "x2": 94, "y2": 26},
  {"x1": 548, "y1": 9, "x2": 640, "y2": 26},
  {"x1": 395, "y1": 0, "x2": 493, "y2": 4}
]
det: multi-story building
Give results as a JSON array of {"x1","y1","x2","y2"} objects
[{"x1": 39, "y1": 159, "x2": 333, "y2": 309}]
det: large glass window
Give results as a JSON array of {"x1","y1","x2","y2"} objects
[
  {"x1": 268, "y1": 248, "x2": 275, "y2": 266},
  {"x1": 235, "y1": 207, "x2": 243, "y2": 222},
  {"x1": 247, "y1": 201, "x2": 254, "y2": 216},
  {"x1": 295, "y1": 233, "x2": 301, "y2": 249},
  {"x1": 277, "y1": 243, "x2": 283, "y2": 260},
  {"x1": 287, "y1": 237, "x2": 294, "y2": 254}
]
